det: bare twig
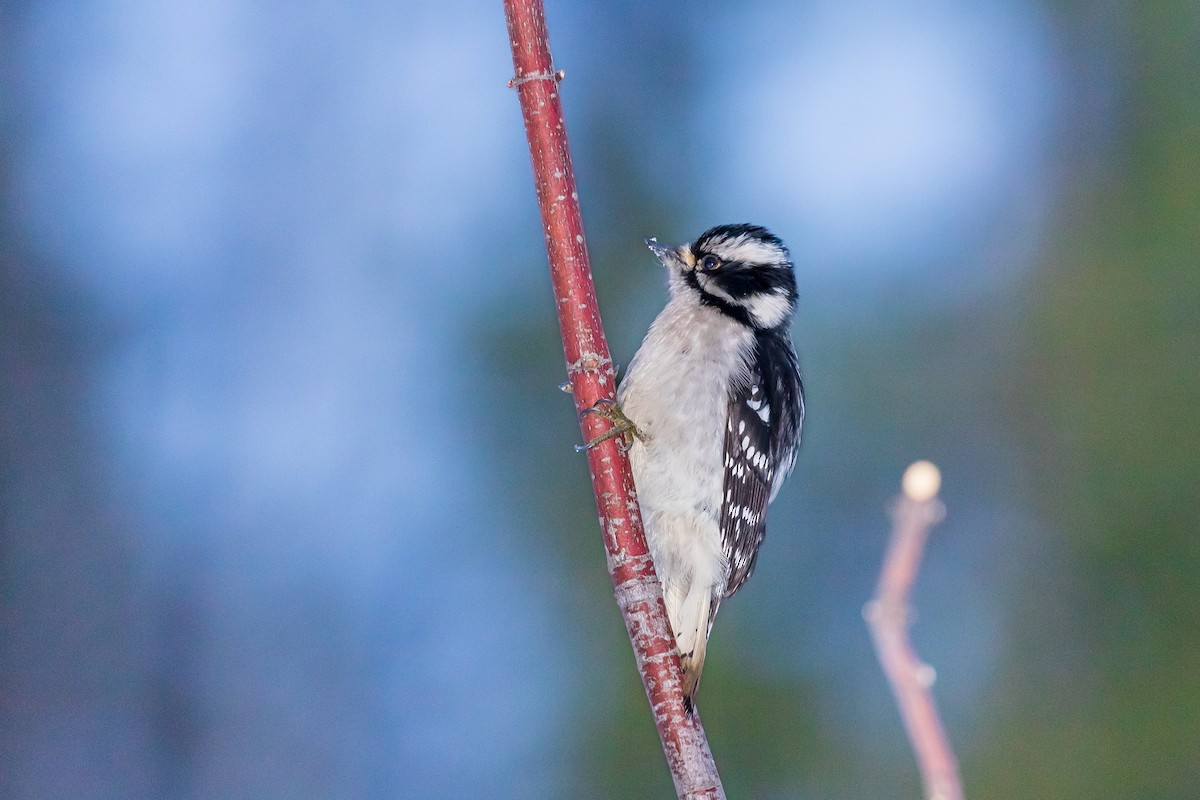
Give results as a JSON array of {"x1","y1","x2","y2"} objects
[
  {"x1": 865, "y1": 461, "x2": 964, "y2": 800},
  {"x1": 502, "y1": 2, "x2": 725, "y2": 797}
]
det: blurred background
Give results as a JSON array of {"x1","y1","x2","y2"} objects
[{"x1": 2, "y1": 0, "x2": 1197, "y2": 797}]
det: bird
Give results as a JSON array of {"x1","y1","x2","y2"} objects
[{"x1": 585, "y1": 223, "x2": 805, "y2": 710}]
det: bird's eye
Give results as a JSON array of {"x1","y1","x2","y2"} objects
[{"x1": 699, "y1": 254, "x2": 721, "y2": 271}]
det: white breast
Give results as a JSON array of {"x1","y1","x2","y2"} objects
[{"x1": 618, "y1": 296, "x2": 754, "y2": 592}]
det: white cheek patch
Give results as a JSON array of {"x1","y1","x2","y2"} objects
[{"x1": 744, "y1": 289, "x2": 791, "y2": 329}]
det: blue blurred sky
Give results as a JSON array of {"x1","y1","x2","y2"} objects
[{"x1": 3, "y1": 0, "x2": 1114, "y2": 797}]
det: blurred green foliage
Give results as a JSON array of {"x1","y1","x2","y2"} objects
[{"x1": 976, "y1": 3, "x2": 1200, "y2": 796}]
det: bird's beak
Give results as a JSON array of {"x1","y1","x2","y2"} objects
[{"x1": 645, "y1": 237, "x2": 690, "y2": 268}]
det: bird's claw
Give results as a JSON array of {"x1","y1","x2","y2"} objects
[{"x1": 575, "y1": 399, "x2": 648, "y2": 452}]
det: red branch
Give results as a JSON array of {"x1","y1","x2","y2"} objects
[
  {"x1": 502, "y1": 1, "x2": 724, "y2": 797},
  {"x1": 865, "y1": 466, "x2": 964, "y2": 800}
]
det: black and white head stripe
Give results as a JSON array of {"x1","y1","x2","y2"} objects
[
  {"x1": 685, "y1": 224, "x2": 797, "y2": 331},
  {"x1": 694, "y1": 224, "x2": 790, "y2": 270},
  {"x1": 720, "y1": 334, "x2": 804, "y2": 598}
]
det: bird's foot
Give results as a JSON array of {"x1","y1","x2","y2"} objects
[{"x1": 575, "y1": 399, "x2": 649, "y2": 452}]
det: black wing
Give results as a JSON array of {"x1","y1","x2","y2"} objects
[
  {"x1": 720, "y1": 335, "x2": 804, "y2": 597},
  {"x1": 720, "y1": 369, "x2": 775, "y2": 597}
]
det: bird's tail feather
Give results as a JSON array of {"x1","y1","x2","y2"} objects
[{"x1": 669, "y1": 585, "x2": 720, "y2": 712}]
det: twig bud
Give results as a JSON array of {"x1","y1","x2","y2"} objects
[{"x1": 902, "y1": 460, "x2": 942, "y2": 501}]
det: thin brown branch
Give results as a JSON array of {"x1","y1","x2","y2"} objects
[
  {"x1": 502, "y1": 2, "x2": 725, "y2": 797},
  {"x1": 865, "y1": 461, "x2": 964, "y2": 800}
]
